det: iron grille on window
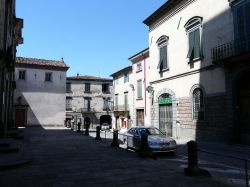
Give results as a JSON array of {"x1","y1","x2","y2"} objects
[{"x1": 193, "y1": 88, "x2": 204, "y2": 120}]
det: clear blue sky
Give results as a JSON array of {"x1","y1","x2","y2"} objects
[{"x1": 16, "y1": 0, "x2": 166, "y2": 78}]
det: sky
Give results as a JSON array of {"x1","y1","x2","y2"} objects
[{"x1": 16, "y1": 0, "x2": 166, "y2": 78}]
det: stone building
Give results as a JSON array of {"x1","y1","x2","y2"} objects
[
  {"x1": 143, "y1": 0, "x2": 250, "y2": 144},
  {"x1": 111, "y1": 66, "x2": 133, "y2": 132},
  {"x1": 0, "y1": 0, "x2": 23, "y2": 137},
  {"x1": 128, "y1": 48, "x2": 151, "y2": 126},
  {"x1": 14, "y1": 57, "x2": 69, "y2": 127},
  {"x1": 66, "y1": 75, "x2": 113, "y2": 129}
]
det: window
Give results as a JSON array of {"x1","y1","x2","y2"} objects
[
  {"x1": 136, "y1": 63, "x2": 142, "y2": 72},
  {"x1": 45, "y1": 72, "x2": 52, "y2": 82},
  {"x1": 84, "y1": 97, "x2": 91, "y2": 111},
  {"x1": 66, "y1": 83, "x2": 71, "y2": 93},
  {"x1": 103, "y1": 97, "x2": 110, "y2": 111},
  {"x1": 157, "y1": 36, "x2": 168, "y2": 72},
  {"x1": 124, "y1": 92, "x2": 128, "y2": 111},
  {"x1": 18, "y1": 70, "x2": 26, "y2": 80},
  {"x1": 115, "y1": 78, "x2": 119, "y2": 85},
  {"x1": 66, "y1": 97, "x2": 72, "y2": 111},
  {"x1": 233, "y1": 1, "x2": 250, "y2": 40},
  {"x1": 102, "y1": 83, "x2": 110, "y2": 93},
  {"x1": 124, "y1": 73, "x2": 129, "y2": 83},
  {"x1": 185, "y1": 17, "x2": 203, "y2": 62},
  {"x1": 192, "y1": 88, "x2": 204, "y2": 120},
  {"x1": 115, "y1": 94, "x2": 118, "y2": 110},
  {"x1": 85, "y1": 83, "x2": 91, "y2": 93},
  {"x1": 137, "y1": 80, "x2": 142, "y2": 99}
]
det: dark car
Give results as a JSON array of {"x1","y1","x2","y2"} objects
[{"x1": 124, "y1": 127, "x2": 176, "y2": 153}]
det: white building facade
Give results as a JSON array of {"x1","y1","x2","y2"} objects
[
  {"x1": 14, "y1": 57, "x2": 69, "y2": 127},
  {"x1": 143, "y1": 0, "x2": 244, "y2": 143},
  {"x1": 111, "y1": 66, "x2": 134, "y2": 132}
]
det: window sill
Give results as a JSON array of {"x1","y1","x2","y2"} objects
[
  {"x1": 159, "y1": 68, "x2": 169, "y2": 73},
  {"x1": 136, "y1": 98, "x2": 143, "y2": 100},
  {"x1": 84, "y1": 91, "x2": 92, "y2": 94},
  {"x1": 102, "y1": 91, "x2": 111, "y2": 94},
  {"x1": 136, "y1": 70, "x2": 142, "y2": 73},
  {"x1": 188, "y1": 56, "x2": 204, "y2": 64}
]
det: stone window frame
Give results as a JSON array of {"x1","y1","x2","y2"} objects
[
  {"x1": 45, "y1": 72, "x2": 52, "y2": 82},
  {"x1": 190, "y1": 84, "x2": 206, "y2": 121},
  {"x1": 157, "y1": 35, "x2": 169, "y2": 73},
  {"x1": 18, "y1": 70, "x2": 26, "y2": 80},
  {"x1": 184, "y1": 16, "x2": 203, "y2": 63}
]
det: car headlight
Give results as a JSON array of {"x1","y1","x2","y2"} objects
[{"x1": 170, "y1": 139, "x2": 176, "y2": 145}]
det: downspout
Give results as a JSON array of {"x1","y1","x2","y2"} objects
[{"x1": 143, "y1": 54, "x2": 147, "y2": 116}]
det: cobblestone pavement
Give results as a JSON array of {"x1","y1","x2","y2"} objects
[{"x1": 0, "y1": 127, "x2": 235, "y2": 187}]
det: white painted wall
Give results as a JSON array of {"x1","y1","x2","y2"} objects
[
  {"x1": 15, "y1": 67, "x2": 67, "y2": 126},
  {"x1": 148, "y1": 0, "x2": 233, "y2": 96}
]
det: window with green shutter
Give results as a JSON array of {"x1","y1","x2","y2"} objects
[
  {"x1": 137, "y1": 80, "x2": 142, "y2": 99},
  {"x1": 185, "y1": 17, "x2": 203, "y2": 62},
  {"x1": 157, "y1": 36, "x2": 168, "y2": 72}
]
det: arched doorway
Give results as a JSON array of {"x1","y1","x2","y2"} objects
[
  {"x1": 236, "y1": 72, "x2": 250, "y2": 144},
  {"x1": 100, "y1": 115, "x2": 111, "y2": 125},
  {"x1": 158, "y1": 93, "x2": 173, "y2": 136}
]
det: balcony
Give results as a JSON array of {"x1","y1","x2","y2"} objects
[
  {"x1": 80, "y1": 108, "x2": 95, "y2": 113},
  {"x1": 113, "y1": 105, "x2": 129, "y2": 112},
  {"x1": 212, "y1": 36, "x2": 250, "y2": 63}
]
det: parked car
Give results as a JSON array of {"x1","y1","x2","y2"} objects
[
  {"x1": 101, "y1": 123, "x2": 111, "y2": 131},
  {"x1": 124, "y1": 127, "x2": 176, "y2": 153}
]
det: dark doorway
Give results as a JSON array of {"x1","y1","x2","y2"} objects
[
  {"x1": 236, "y1": 72, "x2": 250, "y2": 144},
  {"x1": 159, "y1": 94, "x2": 173, "y2": 136},
  {"x1": 100, "y1": 115, "x2": 111, "y2": 125},
  {"x1": 15, "y1": 108, "x2": 26, "y2": 127}
]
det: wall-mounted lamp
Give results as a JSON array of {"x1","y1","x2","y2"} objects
[
  {"x1": 129, "y1": 84, "x2": 134, "y2": 90},
  {"x1": 146, "y1": 85, "x2": 154, "y2": 93}
]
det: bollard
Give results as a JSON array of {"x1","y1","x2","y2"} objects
[
  {"x1": 77, "y1": 122, "x2": 81, "y2": 132},
  {"x1": 184, "y1": 141, "x2": 210, "y2": 177},
  {"x1": 111, "y1": 130, "x2": 119, "y2": 147},
  {"x1": 95, "y1": 126, "x2": 101, "y2": 140},
  {"x1": 85, "y1": 123, "x2": 89, "y2": 136},
  {"x1": 138, "y1": 133, "x2": 154, "y2": 158}
]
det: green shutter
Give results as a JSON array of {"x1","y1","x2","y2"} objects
[
  {"x1": 137, "y1": 80, "x2": 142, "y2": 98},
  {"x1": 194, "y1": 29, "x2": 201, "y2": 58},
  {"x1": 162, "y1": 45, "x2": 168, "y2": 69},
  {"x1": 236, "y1": 6, "x2": 245, "y2": 40},
  {"x1": 187, "y1": 31, "x2": 195, "y2": 60},
  {"x1": 246, "y1": 3, "x2": 250, "y2": 38}
]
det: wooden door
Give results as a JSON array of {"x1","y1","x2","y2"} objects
[{"x1": 15, "y1": 108, "x2": 26, "y2": 127}]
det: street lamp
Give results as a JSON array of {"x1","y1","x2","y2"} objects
[{"x1": 146, "y1": 85, "x2": 154, "y2": 93}]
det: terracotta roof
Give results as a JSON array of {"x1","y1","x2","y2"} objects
[
  {"x1": 16, "y1": 57, "x2": 69, "y2": 69},
  {"x1": 67, "y1": 75, "x2": 112, "y2": 81}
]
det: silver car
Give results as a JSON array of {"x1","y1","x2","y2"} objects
[{"x1": 124, "y1": 127, "x2": 176, "y2": 153}]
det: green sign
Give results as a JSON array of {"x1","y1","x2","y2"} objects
[{"x1": 159, "y1": 98, "x2": 172, "y2": 105}]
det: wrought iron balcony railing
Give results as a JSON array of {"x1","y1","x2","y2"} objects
[
  {"x1": 212, "y1": 36, "x2": 250, "y2": 63},
  {"x1": 80, "y1": 108, "x2": 95, "y2": 113},
  {"x1": 113, "y1": 105, "x2": 129, "y2": 112}
]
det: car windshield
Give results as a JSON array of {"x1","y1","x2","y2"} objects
[{"x1": 138, "y1": 128, "x2": 162, "y2": 135}]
